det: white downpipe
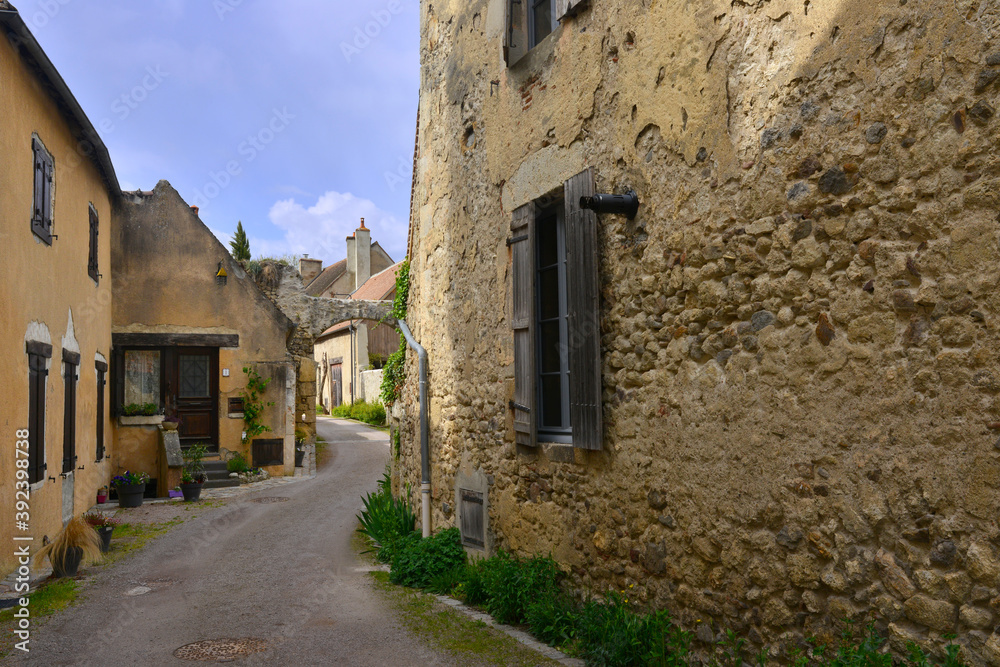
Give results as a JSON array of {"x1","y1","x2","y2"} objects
[{"x1": 398, "y1": 320, "x2": 430, "y2": 538}]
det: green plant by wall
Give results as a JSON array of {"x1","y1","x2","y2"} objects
[
  {"x1": 389, "y1": 527, "x2": 465, "y2": 589},
  {"x1": 381, "y1": 259, "x2": 410, "y2": 406},
  {"x1": 331, "y1": 400, "x2": 386, "y2": 426},
  {"x1": 241, "y1": 366, "x2": 274, "y2": 444},
  {"x1": 226, "y1": 451, "x2": 250, "y2": 474},
  {"x1": 122, "y1": 402, "x2": 159, "y2": 416},
  {"x1": 357, "y1": 467, "x2": 416, "y2": 564}
]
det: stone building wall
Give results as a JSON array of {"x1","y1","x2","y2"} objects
[{"x1": 398, "y1": 0, "x2": 1000, "y2": 662}]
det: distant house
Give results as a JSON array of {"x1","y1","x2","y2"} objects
[{"x1": 308, "y1": 223, "x2": 399, "y2": 408}]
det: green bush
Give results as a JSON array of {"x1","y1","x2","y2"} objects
[
  {"x1": 390, "y1": 527, "x2": 466, "y2": 589},
  {"x1": 357, "y1": 469, "x2": 416, "y2": 563},
  {"x1": 525, "y1": 592, "x2": 578, "y2": 648},
  {"x1": 460, "y1": 551, "x2": 563, "y2": 625},
  {"x1": 574, "y1": 592, "x2": 684, "y2": 667},
  {"x1": 226, "y1": 451, "x2": 250, "y2": 474},
  {"x1": 122, "y1": 402, "x2": 159, "y2": 416},
  {"x1": 331, "y1": 400, "x2": 386, "y2": 426}
]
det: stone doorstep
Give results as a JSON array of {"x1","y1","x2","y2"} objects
[{"x1": 432, "y1": 594, "x2": 584, "y2": 667}]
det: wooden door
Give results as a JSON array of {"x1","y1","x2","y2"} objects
[
  {"x1": 331, "y1": 363, "x2": 343, "y2": 407},
  {"x1": 168, "y1": 348, "x2": 218, "y2": 449}
]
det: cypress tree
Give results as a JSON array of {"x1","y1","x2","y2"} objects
[{"x1": 230, "y1": 221, "x2": 251, "y2": 261}]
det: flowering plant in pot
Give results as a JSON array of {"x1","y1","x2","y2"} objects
[
  {"x1": 161, "y1": 415, "x2": 181, "y2": 432},
  {"x1": 111, "y1": 470, "x2": 150, "y2": 508},
  {"x1": 34, "y1": 517, "x2": 102, "y2": 577},
  {"x1": 82, "y1": 512, "x2": 120, "y2": 553},
  {"x1": 181, "y1": 443, "x2": 208, "y2": 502}
]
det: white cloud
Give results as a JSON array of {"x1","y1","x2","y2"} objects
[{"x1": 261, "y1": 190, "x2": 407, "y2": 264}]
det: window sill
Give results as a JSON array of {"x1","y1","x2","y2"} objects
[{"x1": 118, "y1": 415, "x2": 164, "y2": 427}]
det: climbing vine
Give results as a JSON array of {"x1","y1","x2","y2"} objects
[
  {"x1": 241, "y1": 366, "x2": 275, "y2": 444},
  {"x1": 381, "y1": 259, "x2": 410, "y2": 406}
]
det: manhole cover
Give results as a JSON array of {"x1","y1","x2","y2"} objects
[
  {"x1": 173, "y1": 638, "x2": 268, "y2": 662},
  {"x1": 250, "y1": 497, "x2": 289, "y2": 504}
]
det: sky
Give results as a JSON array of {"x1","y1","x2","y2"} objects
[{"x1": 14, "y1": 0, "x2": 419, "y2": 266}]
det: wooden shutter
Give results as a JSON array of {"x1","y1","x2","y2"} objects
[
  {"x1": 511, "y1": 202, "x2": 536, "y2": 447},
  {"x1": 96, "y1": 360, "x2": 107, "y2": 461},
  {"x1": 63, "y1": 350, "x2": 80, "y2": 474},
  {"x1": 564, "y1": 168, "x2": 603, "y2": 450},
  {"x1": 88, "y1": 205, "x2": 99, "y2": 282},
  {"x1": 26, "y1": 342, "x2": 52, "y2": 484},
  {"x1": 31, "y1": 137, "x2": 51, "y2": 244},
  {"x1": 556, "y1": 0, "x2": 588, "y2": 20},
  {"x1": 503, "y1": 0, "x2": 528, "y2": 65},
  {"x1": 111, "y1": 346, "x2": 125, "y2": 417}
]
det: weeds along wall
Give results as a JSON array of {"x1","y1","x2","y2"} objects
[{"x1": 398, "y1": 0, "x2": 1000, "y2": 662}]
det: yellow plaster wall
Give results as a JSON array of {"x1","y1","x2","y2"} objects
[{"x1": 0, "y1": 32, "x2": 115, "y2": 575}]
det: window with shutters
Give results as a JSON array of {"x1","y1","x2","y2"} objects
[
  {"x1": 31, "y1": 135, "x2": 54, "y2": 245},
  {"x1": 510, "y1": 167, "x2": 603, "y2": 450},
  {"x1": 27, "y1": 342, "x2": 52, "y2": 485},
  {"x1": 88, "y1": 204, "x2": 100, "y2": 282},
  {"x1": 63, "y1": 350, "x2": 80, "y2": 474},
  {"x1": 505, "y1": 0, "x2": 588, "y2": 65},
  {"x1": 96, "y1": 360, "x2": 107, "y2": 461}
]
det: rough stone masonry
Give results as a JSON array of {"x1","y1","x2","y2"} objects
[{"x1": 397, "y1": 0, "x2": 1000, "y2": 663}]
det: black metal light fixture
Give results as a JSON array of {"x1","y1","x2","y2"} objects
[{"x1": 579, "y1": 190, "x2": 640, "y2": 219}]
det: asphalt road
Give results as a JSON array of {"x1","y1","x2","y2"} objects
[{"x1": 10, "y1": 418, "x2": 463, "y2": 666}]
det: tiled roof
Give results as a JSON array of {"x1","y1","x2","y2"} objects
[
  {"x1": 316, "y1": 261, "x2": 402, "y2": 340},
  {"x1": 304, "y1": 258, "x2": 347, "y2": 296},
  {"x1": 351, "y1": 261, "x2": 402, "y2": 302}
]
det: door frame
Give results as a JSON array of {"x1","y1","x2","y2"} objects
[{"x1": 164, "y1": 347, "x2": 219, "y2": 450}]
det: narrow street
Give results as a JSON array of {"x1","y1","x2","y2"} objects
[{"x1": 9, "y1": 418, "x2": 462, "y2": 666}]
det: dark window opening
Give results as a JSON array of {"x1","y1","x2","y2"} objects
[
  {"x1": 27, "y1": 342, "x2": 51, "y2": 484},
  {"x1": 535, "y1": 202, "x2": 571, "y2": 443},
  {"x1": 31, "y1": 136, "x2": 54, "y2": 245},
  {"x1": 96, "y1": 360, "x2": 107, "y2": 461},
  {"x1": 88, "y1": 204, "x2": 99, "y2": 282},
  {"x1": 529, "y1": 0, "x2": 555, "y2": 48},
  {"x1": 62, "y1": 350, "x2": 79, "y2": 474}
]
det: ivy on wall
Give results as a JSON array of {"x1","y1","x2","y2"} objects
[{"x1": 381, "y1": 259, "x2": 410, "y2": 406}]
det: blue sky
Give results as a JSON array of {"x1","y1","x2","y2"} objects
[{"x1": 16, "y1": 0, "x2": 418, "y2": 265}]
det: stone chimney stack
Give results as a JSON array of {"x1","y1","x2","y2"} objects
[
  {"x1": 345, "y1": 231, "x2": 357, "y2": 290},
  {"x1": 354, "y1": 218, "x2": 371, "y2": 291},
  {"x1": 298, "y1": 255, "x2": 323, "y2": 286}
]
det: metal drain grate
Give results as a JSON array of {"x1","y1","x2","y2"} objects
[
  {"x1": 249, "y1": 497, "x2": 289, "y2": 504},
  {"x1": 173, "y1": 638, "x2": 268, "y2": 662}
]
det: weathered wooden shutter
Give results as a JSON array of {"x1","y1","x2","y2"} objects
[
  {"x1": 96, "y1": 360, "x2": 107, "y2": 461},
  {"x1": 510, "y1": 202, "x2": 536, "y2": 447},
  {"x1": 63, "y1": 350, "x2": 80, "y2": 474},
  {"x1": 27, "y1": 341, "x2": 52, "y2": 484},
  {"x1": 111, "y1": 346, "x2": 125, "y2": 417},
  {"x1": 88, "y1": 205, "x2": 99, "y2": 282},
  {"x1": 564, "y1": 168, "x2": 603, "y2": 450},
  {"x1": 31, "y1": 137, "x2": 51, "y2": 243},
  {"x1": 503, "y1": 0, "x2": 529, "y2": 65},
  {"x1": 556, "y1": 0, "x2": 588, "y2": 20}
]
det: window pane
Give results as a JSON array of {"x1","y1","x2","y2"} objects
[
  {"x1": 532, "y1": 0, "x2": 553, "y2": 45},
  {"x1": 179, "y1": 355, "x2": 210, "y2": 398},
  {"x1": 539, "y1": 321, "x2": 562, "y2": 373},
  {"x1": 124, "y1": 350, "x2": 160, "y2": 406},
  {"x1": 540, "y1": 375, "x2": 563, "y2": 428},
  {"x1": 537, "y1": 215, "x2": 558, "y2": 268},
  {"x1": 538, "y1": 268, "x2": 560, "y2": 320}
]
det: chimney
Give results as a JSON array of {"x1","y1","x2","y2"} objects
[
  {"x1": 345, "y1": 232, "x2": 357, "y2": 291},
  {"x1": 299, "y1": 254, "x2": 322, "y2": 286},
  {"x1": 354, "y1": 218, "x2": 371, "y2": 291}
]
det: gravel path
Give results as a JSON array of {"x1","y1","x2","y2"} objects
[{"x1": 5, "y1": 418, "x2": 465, "y2": 666}]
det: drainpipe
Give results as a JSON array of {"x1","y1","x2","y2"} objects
[{"x1": 397, "y1": 319, "x2": 430, "y2": 538}]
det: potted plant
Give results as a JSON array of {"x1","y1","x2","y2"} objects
[
  {"x1": 96, "y1": 485, "x2": 108, "y2": 504},
  {"x1": 33, "y1": 517, "x2": 102, "y2": 577},
  {"x1": 82, "y1": 512, "x2": 120, "y2": 553},
  {"x1": 111, "y1": 470, "x2": 150, "y2": 508},
  {"x1": 161, "y1": 415, "x2": 181, "y2": 431},
  {"x1": 181, "y1": 442, "x2": 208, "y2": 502}
]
